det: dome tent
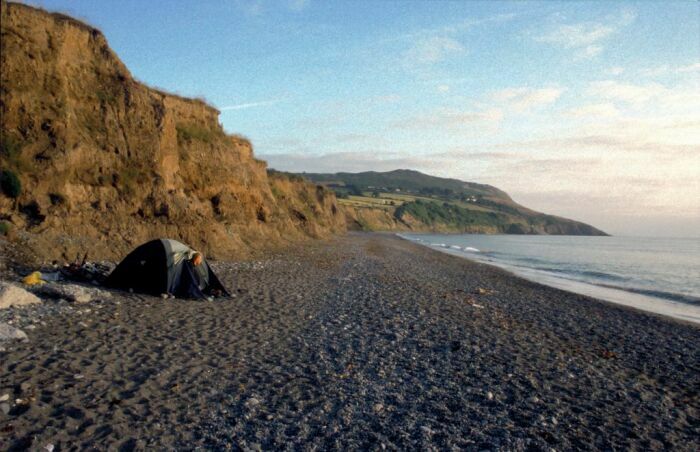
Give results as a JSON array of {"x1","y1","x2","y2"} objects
[{"x1": 105, "y1": 239, "x2": 229, "y2": 298}]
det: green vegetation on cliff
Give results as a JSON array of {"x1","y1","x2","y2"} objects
[
  {"x1": 395, "y1": 199, "x2": 508, "y2": 229},
  {"x1": 301, "y1": 169, "x2": 607, "y2": 236}
]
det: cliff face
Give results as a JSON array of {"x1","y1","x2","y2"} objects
[{"x1": 0, "y1": 1, "x2": 345, "y2": 262}]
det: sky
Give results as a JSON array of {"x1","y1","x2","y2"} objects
[{"x1": 22, "y1": 0, "x2": 700, "y2": 237}]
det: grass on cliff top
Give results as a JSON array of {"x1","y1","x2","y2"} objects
[{"x1": 176, "y1": 123, "x2": 223, "y2": 144}]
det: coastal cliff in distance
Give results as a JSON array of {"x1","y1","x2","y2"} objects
[
  {"x1": 301, "y1": 170, "x2": 608, "y2": 236},
  {"x1": 0, "y1": 1, "x2": 345, "y2": 263}
]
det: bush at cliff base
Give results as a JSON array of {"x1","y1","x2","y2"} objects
[{"x1": 1, "y1": 170, "x2": 21, "y2": 198}]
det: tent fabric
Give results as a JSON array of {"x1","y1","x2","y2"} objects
[{"x1": 105, "y1": 239, "x2": 229, "y2": 298}]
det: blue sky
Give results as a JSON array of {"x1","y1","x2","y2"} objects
[{"x1": 22, "y1": 0, "x2": 700, "y2": 236}]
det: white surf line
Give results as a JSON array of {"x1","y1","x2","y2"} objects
[{"x1": 396, "y1": 233, "x2": 700, "y2": 325}]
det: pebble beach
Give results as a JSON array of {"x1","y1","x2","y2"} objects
[{"x1": 1, "y1": 233, "x2": 698, "y2": 450}]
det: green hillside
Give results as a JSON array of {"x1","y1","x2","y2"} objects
[{"x1": 298, "y1": 169, "x2": 608, "y2": 236}]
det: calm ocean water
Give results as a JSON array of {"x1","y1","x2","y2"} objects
[{"x1": 400, "y1": 233, "x2": 700, "y2": 324}]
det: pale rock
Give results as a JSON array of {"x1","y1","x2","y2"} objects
[
  {"x1": 245, "y1": 397, "x2": 261, "y2": 409},
  {"x1": 34, "y1": 283, "x2": 111, "y2": 303},
  {"x1": 0, "y1": 322, "x2": 28, "y2": 341},
  {"x1": 0, "y1": 282, "x2": 41, "y2": 309}
]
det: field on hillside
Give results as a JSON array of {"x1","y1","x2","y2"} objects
[
  {"x1": 338, "y1": 192, "x2": 440, "y2": 210},
  {"x1": 338, "y1": 192, "x2": 498, "y2": 215}
]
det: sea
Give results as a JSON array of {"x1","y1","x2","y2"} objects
[{"x1": 399, "y1": 233, "x2": 700, "y2": 324}]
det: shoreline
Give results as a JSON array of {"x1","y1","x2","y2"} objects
[
  {"x1": 1, "y1": 232, "x2": 698, "y2": 450},
  {"x1": 398, "y1": 233, "x2": 700, "y2": 326}
]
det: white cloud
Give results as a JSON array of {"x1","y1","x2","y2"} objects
[
  {"x1": 391, "y1": 13, "x2": 518, "y2": 71},
  {"x1": 392, "y1": 13, "x2": 517, "y2": 43},
  {"x1": 564, "y1": 103, "x2": 620, "y2": 118},
  {"x1": 606, "y1": 66, "x2": 625, "y2": 76},
  {"x1": 236, "y1": 0, "x2": 311, "y2": 15},
  {"x1": 536, "y1": 23, "x2": 615, "y2": 48},
  {"x1": 640, "y1": 61, "x2": 700, "y2": 77},
  {"x1": 534, "y1": 9, "x2": 636, "y2": 59},
  {"x1": 288, "y1": 0, "x2": 310, "y2": 12},
  {"x1": 585, "y1": 80, "x2": 700, "y2": 113},
  {"x1": 587, "y1": 80, "x2": 666, "y2": 105},
  {"x1": 391, "y1": 107, "x2": 503, "y2": 131},
  {"x1": 437, "y1": 84, "x2": 450, "y2": 93},
  {"x1": 491, "y1": 87, "x2": 564, "y2": 112},
  {"x1": 236, "y1": 0, "x2": 265, "y2": 16},
  {"x1": 678, "y1": 62, "x2": 700, "y2": 73},
  {"x1": 640, "y1": 65, "x2": 671, "y2": 77},
  {"x1": 261, "y1": 148, "x2": 510, "y2": 180},
  {"x1": 403, "y1": 36, "x2": 465, "y2": 66},
  {"x1": 439, "y1": 13, "x2": 518, "y2": 35},
  {"x1": 261, "y1": 151, "x2": 446, "y2": 174},
  {"x1": 579, "y1": 45, "x2": 603, "y2": 59}
]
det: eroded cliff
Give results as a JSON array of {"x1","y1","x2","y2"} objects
[{"x1": 0, "y1": 1, "x2": 345, "y2": 262}]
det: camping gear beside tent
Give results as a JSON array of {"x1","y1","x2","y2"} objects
[{"x1": 105, "y1": 239, "x2": 229, "y2": 298}]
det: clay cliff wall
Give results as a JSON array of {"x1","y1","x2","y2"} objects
[{"x1": 0, "y1": 1, "x2": 345, "y2": 262}]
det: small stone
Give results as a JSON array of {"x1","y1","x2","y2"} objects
[
  {"x1": 45, "y1": 444, "x2": 55, "y2": 452},
  {"x1": 0, "y1": 393, "x2": 8, "y2": 401},
  {"x1": 0, "y1": 402, "x2": 10, "y2": 415},
  {"x1": 20, "y1": 382, "x2": 31, "y2": 392},
  {"x1": 420, "y1": 426, "x2": 433, "y2": 435},
  {"x1": 551, "y1": 416, "x2": 558, "y2": 425},
  {"x1": 373, "y1": 403, "x2": 384, "y2": 413},
  {"x1": 246, "y1": 397, "x2": 260, "y2": 408},
  {"x1": 487, "y1": 391, "x2": 494, "y2": 400}
]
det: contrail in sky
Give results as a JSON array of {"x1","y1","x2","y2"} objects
[{"x1": 219, "y1": 99, "x2": 281, "y2": 111}]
